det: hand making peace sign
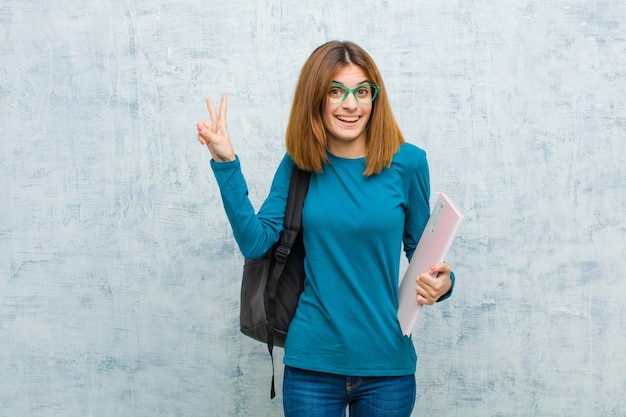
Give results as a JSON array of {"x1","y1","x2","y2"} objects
[{"x1": 196, "y1": 94, "x2": 236, "y2": 162}]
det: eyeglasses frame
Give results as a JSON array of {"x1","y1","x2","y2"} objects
[{"x1": 328, "y1": 82, "x2": 380, "y2": 104}]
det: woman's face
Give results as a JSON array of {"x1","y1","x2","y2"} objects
[{"x1": 322, "y1": 64, "x2": 372, "y2": 158}]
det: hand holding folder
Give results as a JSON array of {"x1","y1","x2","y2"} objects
[
  {"x1": 415, "y1": 262, "x2": 453, "y2": 305},
  {"x1": 397, "y1": 192, "x2": 464, "y2": 336}
]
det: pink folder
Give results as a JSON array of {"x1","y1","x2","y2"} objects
[{"x1": 397, "y1": 192, "x2": 464, "y2": 336}]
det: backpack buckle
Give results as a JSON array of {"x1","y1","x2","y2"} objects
[{"x1": 274, "y1": 245, "x2": 290, "y2": 264}]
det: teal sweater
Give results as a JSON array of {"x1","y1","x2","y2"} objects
[{"x1": 211, "y1": 143, "x2": 453, "y2": 376}]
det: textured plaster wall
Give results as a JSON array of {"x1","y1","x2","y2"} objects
[{"x1": 1, "y1": 1, "x2": 625, "y2": 416}]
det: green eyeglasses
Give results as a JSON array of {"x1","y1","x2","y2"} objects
[{"x1": 328, "y1": 82, "x2": 380, "y2": 104}]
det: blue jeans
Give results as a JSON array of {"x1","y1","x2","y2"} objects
[{"x1": 283, "y1": 366, "x2": 416, "y2": 417}]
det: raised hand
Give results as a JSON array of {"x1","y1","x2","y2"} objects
[{"x1": 196, "y1": 94, "x2": 236, "y2": 162}]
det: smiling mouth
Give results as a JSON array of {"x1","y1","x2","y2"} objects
[{"x1": 336, "y1": 115, "x2": 360, "y2": 122}]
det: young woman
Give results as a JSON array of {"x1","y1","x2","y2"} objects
[{"x1": 197, "y1": 40, "x2": 455, "y2": 417}]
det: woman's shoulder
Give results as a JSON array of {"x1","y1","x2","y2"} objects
[
  {"x1": 277, "y1": 152, "x2": 296, "y2": 171},
  {"x1": 268, "y1": 152, "x2": 296, "y2": 191},
  {"x1": 394, "y1": 142, "x2": 427, "y2": 168}
]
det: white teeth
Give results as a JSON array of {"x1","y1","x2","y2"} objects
[{"x1": 337, "y1": 116, "x2": 359, "y2": 122}]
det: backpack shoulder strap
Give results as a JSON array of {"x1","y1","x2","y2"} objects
[
  {"x1": 267, "y1": 165, "x2": 311, "y2": 323},
  {"x1": 266, "y1": 164, "x2": 311, "y2": 398},
  {"x1": 277, "y1": 165, "x2": 311, "y2": 258}
]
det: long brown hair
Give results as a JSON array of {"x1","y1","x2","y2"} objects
[{"x1": 286, "y1": 41, "x2": 405, "y2": 176}]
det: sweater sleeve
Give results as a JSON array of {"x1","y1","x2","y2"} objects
[
  {"x1": 210, "y1": 154, "x2": 293, "y2": 259},
  {"x1": 400, "y1": 145, "x2": 456, "y2": 302},
  {"x1": 402, "y1": 147, "x2": 431, "y2": 261}
]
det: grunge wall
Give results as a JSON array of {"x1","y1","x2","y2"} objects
[{"x1": 1, "y1": 1, "x2": 625, "y2": 416}]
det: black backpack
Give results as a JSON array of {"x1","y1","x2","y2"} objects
[{"x1": 239, "y1": 166, "x2": 311, "y2": 398}]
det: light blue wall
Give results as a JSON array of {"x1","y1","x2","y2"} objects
[{"x1": 1, "y1": 1, "x2": 625, "y2": 416}]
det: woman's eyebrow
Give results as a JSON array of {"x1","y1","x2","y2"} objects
[{"x1": 331, "y1": 80, "x2": 370, "y2": 85}]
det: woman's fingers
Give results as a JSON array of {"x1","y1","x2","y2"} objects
[
  {"x1": 217, "y1": 93, "x2": 228, "y2": 125},
  {"x1": 197, "y1": 94, "x2": 235, "y2": 161},
  {"x1": 206, "y1": 93, "x2": 228, "y2": 126},
  {"x1": 206, "y1": 97, "x2": 218, "y2": 127},
  {"x1": 197, "y1": 121, "x2": 209, "y2": 145}
]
